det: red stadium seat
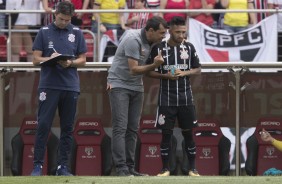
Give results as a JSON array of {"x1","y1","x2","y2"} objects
[
  {"x1": 245, "y1": 117, "x2": 282, "y2": 175},
  {"x1": 0, "y1": 35, "x2": 7, "y2": 61},
  {"x1": 81, "y1": 13, "x2": 92, "y2": 30},
  {"x1": 181, "y1": 119, "x2": 231, "y2": 175},
  {"x1": 71, "y1": 118, "x2": 112, "y2": 176},
  {"x1": 11, "y1": 117, "x2": 59, "y2": 176},
  {"x1": 135, "y1": 116, "x2": 177, "y2": 176}
]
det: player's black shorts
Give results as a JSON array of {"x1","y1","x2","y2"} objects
[{"x1": 155, "y1": 105, "x2": 198, "y2": 130}]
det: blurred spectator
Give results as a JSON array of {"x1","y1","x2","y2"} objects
[
  {"x1": 91, "y1": 0, "x2": 127, "y2": 34},
  {"x1": 159, "y1": 0, "x2": 189, "y2": 24},
  {"x1": 220, "y1": 0, "x2": 257, "y2": 33},
  {"x1": 147, "y1": 0, "x2": 161, "y2": 15},
  {"x1": 0, "y1": 0, "x2": 5, "y2": 34},
  {"x1": 43, "y1": 0, "x2": 90, "y2": 27},
  {"x1": 268, "y1": 0, "x2": 282, "y2": 61},
  {"x1": 126, "y1": 0, "x2": 154, "y2": 29},
  {"x1": 6, "y1": 0, "x2": 41, "y2": 62},
  {"x1": 127, "y1": 0, "x2": 136, "y2": 8},
  {"x1": 42, "y1": 0, "x2": 64, "y2": 25},
  {"x1": 212, "y1": 0, "x2": 225, "y2": 29},
  {"x1": 71, "y1": 0, "x2": 90, "y2": 26},
  {"x1": 254, "y1": 0, "x2": 268, "y2": 23},
  {"x1": 189, "y1": 0, "x2": 217, "y2": 27}
]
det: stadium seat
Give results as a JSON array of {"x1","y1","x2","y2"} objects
[
  {"x1": 81, "y1": 13, "x2": 92, "y2": 30},
  {"x1": 83, "y1": 33, "x2": 95, "y2": 62},
  {"x1": 245, "y1": 117, "x2": 282, "y2": 175},
  {"x1": 0, "y1": 35, "x2": 7, "y2": 61},
  {"x1": 11, "y1": 117, "x2": 59, "y2": 176},
  {"x1": 181, "y1": 119, "x2": 231, "y2": 176},
  {"x1": 71, "y1": 118, "x2": 112, "y2": 176},
  {"x1": 135, "y1": 116, "x2": 178, "y2": 176}
]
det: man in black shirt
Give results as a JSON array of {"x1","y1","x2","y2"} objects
[{"x1": 146, "y1": 16, "x2": 201, "y2": 176}]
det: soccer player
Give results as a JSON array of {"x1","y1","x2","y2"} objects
[{"x1": 146, "y1": 16, "x2": 201, "y2": 176}]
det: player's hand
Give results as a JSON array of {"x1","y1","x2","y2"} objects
[
  {"x1": 153, "y1": 50, "x2": 164, "y2": 67},
  {"x1": 167, "y1": 71, "x2": 179, "y2": 80},
  {"x1": 174, "y1": 69, "x2": 186, "y2": 77}
]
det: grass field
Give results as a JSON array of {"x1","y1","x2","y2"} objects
[{"x1": 0, "y1": 176, "x2": 281, "y2": 184}]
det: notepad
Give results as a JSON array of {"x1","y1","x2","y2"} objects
[{"x1": 40, "y1": 54, "x2": 75, "y2": 67}]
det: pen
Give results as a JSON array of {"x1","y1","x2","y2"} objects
[{"x1": 53, "y1": 47, "x2": 57, "y2": 53}]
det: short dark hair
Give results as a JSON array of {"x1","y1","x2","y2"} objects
[
  {"x1": 145, "y1": 16, "x2": 168, "y2": 31},
  {"x1": 56, "y1": 1, "x2": 75, "y2": 16},
  {"x1": 169, "y1": 16, "x2": 186, "y2": 27}
]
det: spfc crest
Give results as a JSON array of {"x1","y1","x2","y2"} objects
[
  {"x1": 149, "y1": 146, "x2": 157, "y2": 155},
  {"x1": 266, "y1": 147, "x2": 274, "y2": 156},
  {"x1": 202, "y1": 148, "x2": 211, "y2": 157},
  {"x1": 85, "y1": 147, "x2": 94, "y2": 156}
]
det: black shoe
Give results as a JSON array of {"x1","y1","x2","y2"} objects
[
  {"x1": 129, "y1": 169, "x2": 148, "y2": 176},
  {"x1": 116, "y1": 169, "x2": 134, "y2": 176}
]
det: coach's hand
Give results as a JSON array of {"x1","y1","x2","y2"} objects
[{"x1": 153, "y1": 50, "x2": 164, "y2": 67}]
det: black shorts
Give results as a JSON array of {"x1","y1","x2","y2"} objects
[{"x1": 155, "y1": 105, "x2": 198, "y2": 130}]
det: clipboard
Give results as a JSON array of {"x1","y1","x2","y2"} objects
[{"x1": 40, "y1": 54, "x2": 75, "y2": 67}]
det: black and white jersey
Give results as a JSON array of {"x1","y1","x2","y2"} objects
[{"x1": 147, "y1": 40, "x2": 201, "y2": 106}]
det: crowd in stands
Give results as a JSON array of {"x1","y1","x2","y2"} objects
[{"x1": 0, "y1": 0, "x2": 281, "y2": 62}]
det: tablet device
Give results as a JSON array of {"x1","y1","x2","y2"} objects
[{"x1": 40, "y1": 54, "x2": 75, "y2": 67}]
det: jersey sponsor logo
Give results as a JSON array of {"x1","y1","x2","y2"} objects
[{"x1": 163, "y1": 64, "x2": 188, "y2": 71}]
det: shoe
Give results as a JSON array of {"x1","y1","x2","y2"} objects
[
  {"x1": 116, "y1": 169, "x2": 134, "y2": 176},
  {"x1": 189, "y1": 169, "x2": 200, "y2": 176},
  {"x1": 129, "y1": 168, "x2": 148, "y2": 176},
  {"x1": 31, "y1": 164, "x2": 43, "y2": 176},
  {"x1": 56, "y1": 165, "x2": 73, "y2": 176},
  {"x1": 157, "y1": 169, "x2": 170, "y2": 176}
]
